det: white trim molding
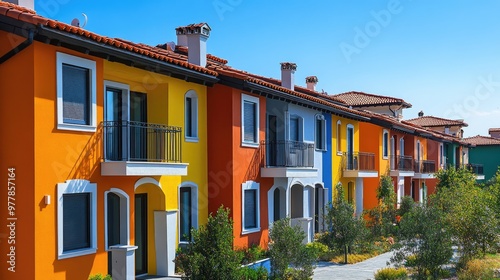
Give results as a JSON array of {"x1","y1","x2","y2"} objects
[
  {"x1": 104, "y1": 188, "x2": 130, "y2": 251},
  {"x1": 57, "y1": 179, "x2": 97, "y2": 259},
  {"x1": 241, "y1": 94, "x2": 260, "y2": 148},
  {"x1": 56, "y1": 52, "x2": 97, "y2": 132},
  {"x1": 184, "y1": 90, "x2": 199, "y2": 142},
  {"x1": 241, "y1": 180, "x2": 260, "y2": 234}
]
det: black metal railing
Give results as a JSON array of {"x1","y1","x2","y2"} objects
[
  {"x1": 261, "y1": 140, "x2": 314, "y2": 168},
  {"x1": 466, "y1": 163, "x2": 484, "y2": 175},
  {"x1": 414, "y1": 160, "x2": 436, "y2": 173},
  {"x1": 342, "y1": 152, "x2": 376, "y2": 171},
  {"x1": 390, "y1": 155, "x2": 413, "y2": 171},
  {"x1": 103, "y1": 121, "x2": 182, "y2": 162}
]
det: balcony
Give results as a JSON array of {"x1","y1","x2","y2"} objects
[
  {"x1": 389, "y1": 155, "x2": 415, "y2": 177},
  {"x1": 413, "y1": 160, "x2": 436, "y2": 179},
  {"x1": 466, "y1": 163, "x2": 485, "y2": 180},
  {"x1": 101, "y1": 121, "x2": 188, "y2": 176},
  {"x1": 342, "y1": 152, "x2": 378, "y2": 178},
  {"x1": 261, "y1": 140, "x2": 317, "y2": 178}
]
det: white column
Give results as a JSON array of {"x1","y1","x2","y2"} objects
[
  {"x1": 396, "y1": 177, "x2": 404, "y2": 207},
  {"x1": 355, "y1": 178, "x2": 364, "y2": 217},
  {"x1": 109, "y1": 245, "x2": 138, "y2": 280},
  {"x1": 154, "y1": 210, "x2": 178, "y2": 276}
]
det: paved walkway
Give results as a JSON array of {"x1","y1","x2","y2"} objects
[
  {"x1": 313, "y1": 251, "x2": 393, "y2": 280},
  {"x1": 136, "y1": 251, "x2": 394, "y2": 280}
]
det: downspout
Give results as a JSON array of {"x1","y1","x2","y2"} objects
[{"x1": 0, "y1": 28, "x2": 34, "y2": 64}]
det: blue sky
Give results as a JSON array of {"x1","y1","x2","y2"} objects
[{"x1": 34, "y1": 0, "x2": 500, "y2": 137}]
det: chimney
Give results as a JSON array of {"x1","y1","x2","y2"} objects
[
  {"x1": 280, "y1": 62, "x2": 297, "y2": 90},
  {"x1": 305, "y1": 76, "x2": 318, "y2": 91},
  {"x1": 4, "y1": 0, "x2": 34, "y2": 10},
  {"x1": 175, "y1": 23, "x2": 211, "y2": 67},
  {"x1": 489, "y1": 128, "x2": 500, "y2": 139},
  {"x1": 418, "y1": 110, "x2": 424, "y2": 117}
]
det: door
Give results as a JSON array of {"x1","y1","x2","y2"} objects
[
  {"x1": 130, "y1": 92, "x2": 147, "y2": 161},
  {"x1": 347, "y1": 126, "x2": 354, "y2": 169},
  {"x1": 314, "y1": 187, "x2": 324, "y2": 233},
  {"x1": 455, "y1": 147, "x2": 461, "y2": 169},
  {"x1": 107, "y1": 193, "x2": 121, "y2": 275},
  {"x1": 268, "y1": 115, "x2": 278, "y2": 166},
  {"x1": 105, "y1": 88, "x2": 125, "y2": 160},
  {"x1": 135, "y1": 194, "x2": 148, "y2": 275}
]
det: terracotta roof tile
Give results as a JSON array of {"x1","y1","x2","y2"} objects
[
  {"x1": 0, "y1": 2, "x2": 218, "y2": 77},
  {"x1": 463, "y1": 135, "x2": 500, "y2": 146},
  {"x1": 405, "y1": 116, "x2": 468, "y2": 127},
  {"x1": 488, "y1": 128, "x2": 500, "y2": 133},
  {"x1": 333, "y1": 91, "x2": 412, "y2": 108}
]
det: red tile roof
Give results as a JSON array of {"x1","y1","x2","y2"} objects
[
  {"x1": 463, "y1": 135, "x2": 500, "y2": 146},
  {"x1": 488, "y1": 128, "x2": 500, "y2": 133},
  {"x1": 0, "y1": 2, "x2": 218, "y2": 76},
  {"x1": 333, "y1": 91, "x2": 412, "y2": 108},
  {"x1": 405, "y1": 116, "x2": 468, "y2": 127}
]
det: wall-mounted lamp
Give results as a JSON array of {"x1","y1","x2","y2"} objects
[{"x1": 44, "y1": 195, "x2": 51, "y2": 205}]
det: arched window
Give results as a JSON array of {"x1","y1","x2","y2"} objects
[
  {"x1": 315, "y1": 114, "x2": 326, "y2": 150},
  {"x1": 382, "y1": 130, "x2": 389, "y2": 158},
  {"x1": 179, "y1": 183, "x2": 199, "y2": 242}
]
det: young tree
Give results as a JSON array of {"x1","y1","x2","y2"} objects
[
  {"x1": 391, "y1": 204, "x2": 453, "y2": 280},
  {"x1": 324, "y1": 183, "x2": 367, "y2": 263},
  {"x1": 268, "y1": 218, "x2": 316, "y2": 279},
  {"x1": 366, "y1": 175, "x2": 398, "y2": 237},
  {"x1": 176, "y1": 206, "x2": 242, "y2": 280}
]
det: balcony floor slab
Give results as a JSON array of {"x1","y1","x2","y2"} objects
[
  {"x1": 343, "y1": 170, "x2": 378, "y2": 178},
  {"x1": 101, "y1": 161, "x2": 188, "y2": 176},
  {"x1": 261, "y1": 167, "x2": 318, "y2": 178}
]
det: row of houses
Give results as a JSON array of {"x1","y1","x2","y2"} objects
[{"x1": 0, "y1": 1, "x2": 497, "y2": 279}]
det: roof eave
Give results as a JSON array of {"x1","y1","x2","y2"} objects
[{"x1": 36, "y1": 25, "x2": 219, "y2": 86}]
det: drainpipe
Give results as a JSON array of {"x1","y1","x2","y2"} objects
[{"x1": 0, "y1": 29, "x2": 34, "y2": 64}]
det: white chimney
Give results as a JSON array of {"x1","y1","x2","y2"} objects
[
  {"x1": 175, "y1": 23, "x2": 211, "y2": 67},
  {"x1": 280, "y1": 62, "x2": 297, "y2": 90},
  {"x1": 4, "y1": 0, "x2": 34, "y2": 10},
  {"x1": 305, "y1": 76, "x2": 318, "y2": 91}
]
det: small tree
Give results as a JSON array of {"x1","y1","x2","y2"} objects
[
  {"x1": 175, "y1": 206, "x2": 242, "y2": 280},
  {"x1": 324, "y1": 183, "x2": 367, "y2": 263},
  {"x1": 268, "y1": 218, "x2": 316, "y2": 279},
  {"x1": 391, "y1": 204, "x2": 453, "y2": 280},
  {"x1": 366, "y1": 175, "x2": 397, "y2": 237}
]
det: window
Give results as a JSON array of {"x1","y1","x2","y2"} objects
[
  {"x1": 336, "y1": 120, "x2": 342, "y2": 155},
  {"x1": 241, "y1": 94, "x2": 260, "y2": 147},
  {"x1": 399, "y1": 137, "x2": 405, "y2": 156},
  {"x1": 185, "y1": 90, "x2": 198, "y2": 141},
  {"x1": 382, "y1": 130, "x2": 389, "y2": 159},
  {"x1": 57, "y1": 180, "x2": 97, "y2": 259},
  {"x1": 315, "y1": 115, "x2": 326, "y2": 151},
  {"x1": 242, "y1": 181, "x2": 260, "y2": 233},
  {"x1": 179, "y1": 183, "x2": 199, "y2": 243},
  {"x1": 104, "y1": 189, "x2": 130, "y2": 251},
  {"x1": 57, "y1": 52, "x2": 97, "y2": 132},
  {"x1": 290, "y1": 116, "x2": 299, "y2": 141}
]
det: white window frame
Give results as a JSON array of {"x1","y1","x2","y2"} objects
[
  {"x1": 242, "y1": 181, "x2": 260, "y2": 234},
  {"x1": 185, "y1": 90, "x2": 199, "y2": 142},
  {"x1": 57, "y1": 179, "x2": 97, "y2": 260},
  {"x1": 56, "y1": 52, "x2": 97, "y2": 132},
  {"x1": 241, "y1": 94, "x2": 260, "y2": 148},
  {"x1": 104, "y1": 188, "x2": 130, "y2": 251},
  {"x1": 336, "y1": 120, "x2": 342, "y2": 155},
  {"x1": 315, "y1": 114, "x2": 327, "y2": 151},
  {"x1": 382, "y1": 130, "x2": 389, "y2": 159},
  {"x1": 178, "y1": 182, "x2": 199, "y2": 244},
  {"x1": 288, "y1": 115, "x2": 304, "y2": 142}
]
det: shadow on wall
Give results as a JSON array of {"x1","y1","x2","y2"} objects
[{"x1": 66, "y1": 124, "x2": 103, "y2": 181}]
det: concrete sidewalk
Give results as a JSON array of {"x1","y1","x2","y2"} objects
[{"x1": 313, "y1": 251, "x2": 394, "y2": 280}]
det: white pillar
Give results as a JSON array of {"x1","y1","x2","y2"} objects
[
  {"x1": 154, "y1": 210, "x2": 178, "y2": 276},
  {"x1": 396, "y1": 177, "x2": 404, "y2": 207},
  {"x1": 109, "y1": 245, "x2": 138, "y2": 280},
  {"x1": 355, "y1": 178, "x2": 364, "y2": 217}
]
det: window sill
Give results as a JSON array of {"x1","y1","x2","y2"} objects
[
  {"x1": 242, "y1": 227, "x2": 261, "y2": 235},
  {"x1": 315, "y1": 148, "x2": 327, "y2": 152},
  {"x1": 241, "y1": 142, "x2": 259, "y2": 148},
  {"x1": 185, "y1": 137, "x2": 199, "y2": 143},
  {"x1": 58, "y1": 123, "x2": 96, "y2": 133},
  {"x1": 58, "y1": 247, "x2": 97, "y2": 260},
  {"x1": 336, "y1": 151, "x2": 343, "y2": 156},
  {"x1": 382, "y1": 156, "x2": 388, "y2": 160}
]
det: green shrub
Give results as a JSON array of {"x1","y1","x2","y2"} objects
[
  {"x1": 269, "y1": 218, "x2": 316, "y2": 279},
  {"x1": 239, "y1": 244, "x2": 268, "y2": 265},
  {"x1": 88, "y1": 274, "x2": 112, "y2": 280},
  {"x1": 174, "y1": 206, "x2": 242, "y2": 280},
  {"x1": 374, "y1": 267, "x2": 408, "y2": 280},
  {"x1": 305, "y1": 241, "x2": 329, "y2": 260},
  {"x1": 458, "y1": 259, "x2": 495, "y2": 280},
  {"x1": 238, "y1": 266, "x2": 268, "y2": 280}
]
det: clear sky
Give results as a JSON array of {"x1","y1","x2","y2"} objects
[{"x1": 34, "y1": 0, "x2": 500, "y2": 137}]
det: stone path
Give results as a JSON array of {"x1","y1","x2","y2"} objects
[{"x1": 313, "y1": 251, "x2": 393, "y2": 280}]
